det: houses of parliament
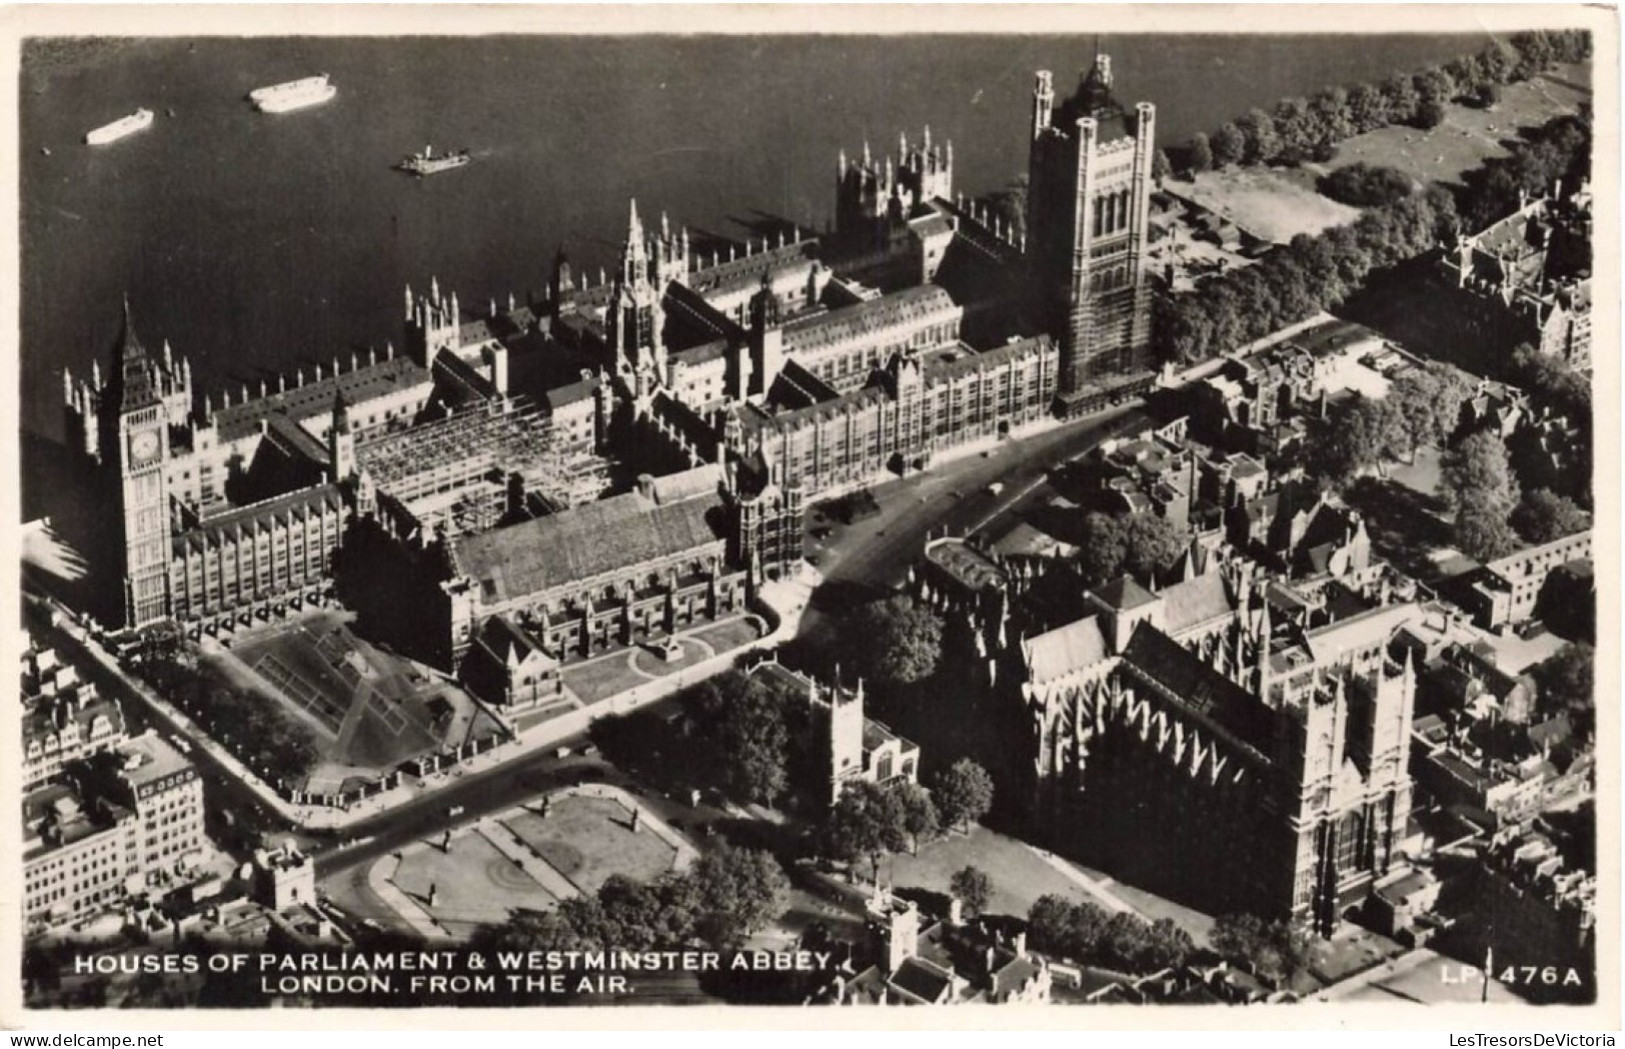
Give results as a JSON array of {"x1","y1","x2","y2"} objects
[{"x1": 62, "y1": 55, "x2": 1158, "y2": 669}]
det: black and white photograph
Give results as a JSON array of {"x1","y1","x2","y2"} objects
[{"x1": 5, "y1": 4, "x2": 1616, "y2": 1027}]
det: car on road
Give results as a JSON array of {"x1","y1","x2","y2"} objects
[{"x1": 987, "y1": 482, "x2": 1005, "y2": 496}]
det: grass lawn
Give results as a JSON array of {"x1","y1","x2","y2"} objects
[
  {"x1": 1172, "y1": 166, "x2": 1360, "y2": 243},
  {"x1": 502, "y1": 793, "x2": 678, "y2": 894},
  {"x1": 1307, "y1": 923, "x2": 1406, "y2": 985},
  {"x1": 887, "y1": 827, "x2": 1107, "y2": 921},
  {"x1": 1345, "y1": 476, "x2": 1456, "y2": 582},
  {"x1": 561, "y1": 653, "x2": 643, "y2": 705},
  {"x1": 1320, "y1": 64, "x2": 1591, "y2": 190},
  {"x1": 630, "y1": 638, "x2": 709, "y2": 678},
  {"x1": 691, "y1": 616, "x2": 764, "y2": 655},
  {"x1": 391, "y1": 831, "x2": 558, "y2": 939},
  {"x1": 1387, "y1": 444, "x2": 1445, "y2": 500}
]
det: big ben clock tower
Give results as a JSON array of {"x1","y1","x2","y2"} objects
[{"x1": 109, "y1": 299, "x2": 172, "y2": 629}]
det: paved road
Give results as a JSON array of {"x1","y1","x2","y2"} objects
[
  {"x1": 21, "y1": 594, "x2": 296, "y2": 843},
  {"x1": 800, "y1": 403, "x2": 1138, "y2": 639}
]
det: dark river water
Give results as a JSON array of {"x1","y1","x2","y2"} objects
[{"x1": 19, "y1": 33, "x2": 1483, "y2": 512}]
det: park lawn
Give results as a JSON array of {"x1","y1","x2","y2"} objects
[
  {"x1": 1174, "y1": 166, "x2": 1360, "y2": 243},
  {"x1": 561, "y1": 652, "x2": 643, "y2": 705},
  {"x1": 1320, "y1": 63, "x2": 1591, "y2": 190},
  {"x1": 392, "y1": 831, "x2": 558, "y2": 939},
  {"x1": 630, "y1": 638, "x2": 710, "y2": 678},
  {"x1": 887, "y1": 826, "x2": 1115, "y2": 921},
  {"x1": 1386, "y1": 444, "x2": 1445, "y2": 501},
  {"x1": 691, "y1": 616, "x2": 764, "y2": 655},
  {"x1": 502, "y1": 793, "x2": 678, "y2": 894}
]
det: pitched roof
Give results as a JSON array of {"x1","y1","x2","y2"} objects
[
  {"x1": 471, "y1": 615, "x2": 555, "y2": 670},
  {"x1": 686, "y1": 239, "x2": 820, "y2": 301},
  {"x1": 1302, "y1": 603, "x2": 1419, "y2": 668},
  {"x1": 214, "y1": 357, "x2": 431, "y2": 442},
  {"x1": 1159, "y1": 573, "x2": 1236, "y2": 636},
  {"x1": 449, "y1": 489, "x2": 726, "y2": 604},
  {"x1": 1094, "y1": 575, "x2": 1160, "y2": 611},
  {"x1": 176, "y1": 484, "x2": 346, "y2": 553},
  {"x1": 783, "y1": 284, "x2": 958, "y2": 357},
  {"x1": 889, "y1": 956, "x2": 955, "y2": 1003},
  {"x1": 1120, "y1": 624, "x2": 1275, "y2": 757},
  {"x1": 1024, "y1": 617, "x2": 1110, "y2": 683}
]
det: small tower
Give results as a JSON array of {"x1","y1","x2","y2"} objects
[
  {"x1": 868, "y1": 893, "x2": 920, "y2": 975},
  {"x1": 406, "y1": 280, "x2": 461, "y2": 369},
  {"x1": 607, "y1": 200, "x2": 667, "y2": 379},
  {"x1": 328, "y1": 391, "x2": 356, "y2": 483},
  {"x1": 747, "y1": 272, "x2": 784, "y2": 397},
  {"x1": 828, "y1": 676, "x2": 866, "y2": 804}
]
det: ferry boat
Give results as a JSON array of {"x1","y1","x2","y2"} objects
[
  {"x1": 395, "y1": 144, "x2": 472, "y2": 177},
  {"x1": 249, "y1": 74, "x2": 337, "y2": 114},
  {"x1": 84, "y1": 108, "x2": 154, "y2": 146}
]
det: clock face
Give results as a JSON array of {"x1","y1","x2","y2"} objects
[{"x1": 130, "y1": 429, "x2": 160, "y2": 464}]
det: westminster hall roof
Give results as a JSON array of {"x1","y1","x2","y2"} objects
[{"x1": 448, "y1": 487, "x2": 726, "y2": 604}]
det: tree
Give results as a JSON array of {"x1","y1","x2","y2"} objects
[
  {"x1": 1454, "y1": 501, "x2": 1520, "y2": 562},
  {"x1": 1442, "y1": 430, "x2": 1522, "y2": 562},
  {"x1": 1120, "y1": 512, "x2": 1187, "y2": 580},
  {"x1": 1305, "y1": 396, "x2": 1395, "y2": 490},
  {"x1": 850, "y1": 595, "x2": 944, "y2": 685},
  {"x1": 1532, "y1": 643, "x2": 1594, "y2": 738},
  {"x1": 1317, "y1": 163, "x2": 1416, "y2": 208},
  {"x1": 1510, "y1": 343, "x2": 1592, "y2": 421},
  {"x1": 1210, "y1": 913, "x2": 1312, "y2": 986},
  {"x1": 689, "y1": 843, "x2": 790, "y2": 948},
  {"x1": 1272, "y1": 96, "x2": 1314, "y2": 159},
  {"x1": 1382, "y1": 73, "x2": 1420, "y2": 125},
  {"x1": 932, "y1": 758, "x2": 994, "y2": 832},
  {"x1": 1212, "y1": 121, "x2": 1247, "y2": 167},
  {"x1": 1238, "y1": 108, "x2": 1280, "y2": 165},
  {"x1": 949, "y1": 866, "x2": 993, "y2": 917},
  {"x1": 1076, "y1": 512, "x2": 1130, "y2": 585},
  {"x1": 1026, "y1": 895, "x2": 1110, "y2": 964},
  {"x1": 1385, "y1": 362, "x2": 1473, "y2": 457},
  {"x1": 688, "y1": 672, "x2": 791, "y2": 805},
  {"x1": 1414, "y1": 97, "x2": 1448, "y2": 130},
  {"x1": 1511, "y1": 488, "x2": 1590, "y2": 544},
  {"x1": 893, "y1": 781, "x2": 940, "y2": 853},
  {"x1": 1152, "y1": 148, "x2": 1172, "y2": 183},
  {"x1": 1143, "y1": 918, "x2": 1197, "y2": 971},
  {"x1": 1347, "y1": 82, "x2": 1391, "y2": 133},
  {"x1": 1310, "y1": 86, "x2": 1356, "y2": 145},
  {"x1": 1473, "y1": 81, "x2": 1502, "y2": 109},
  {"x1": 597, "y1": 874, "x2": 672, "y2": 950},
  {"x1": 820, "y1": 779, "x2": 909, "y2": 882},
  {"x1": 1441, "y1": 430, "x2": 1519, "y2": 518},
  {"x1": 1414, "y1": 66, "x2": 1457, "y2": 107},
  {"x1": 1188, "y1": 132, "x2": 1213, "y2": 174}
]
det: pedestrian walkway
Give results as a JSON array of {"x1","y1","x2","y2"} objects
[
  {"x1": 476, "y1": 819, "x2": 582, "y2": 900},
  {"x1": 368, "y1": 854, "x2": 451, "y2": 940},
  {"x1": 1025, "y1": 845, "x2": 1146, "y2": 918}
]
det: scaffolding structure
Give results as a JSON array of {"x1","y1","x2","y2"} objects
[{"x1": 359, "y1": 397, "x2": 609, "y2": 538}]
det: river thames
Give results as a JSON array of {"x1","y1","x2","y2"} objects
[{"x1": 19, "y1": 33, "x2": 1481, "y2": 511}]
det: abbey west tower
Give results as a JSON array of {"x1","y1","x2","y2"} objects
[{"x1": 1026, "y1": 55, "x2": 1156, "y2": 412}]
